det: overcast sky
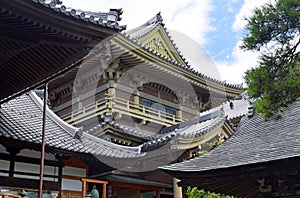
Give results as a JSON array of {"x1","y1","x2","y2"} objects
[{"x1": 63, "y1": 0, "x2": 273, "y2": 85}]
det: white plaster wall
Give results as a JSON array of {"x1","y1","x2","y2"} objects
[
  {"x1": 62, "y1": 166, "x2": 86, "y2": 177},
  {"x1": 14, "y1": 162, "x2": 58, "y2": 181},
  {"x1": 0, "y1": 159, "x2": 9, "y2": 176},
  {"x1": 62, "y1": 179, "x2": 82, "y2": 191},
  {"x1": 15, "y1": 162, "x2": 57, "y2": 175},
  {"x1": 18, "y1": 149, "x2": 56, "y2": 161},
  {"x1": 0, "y1": 144, "x2": 8, "y2": 154}
]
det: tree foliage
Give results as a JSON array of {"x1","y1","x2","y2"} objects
[
  {"x1": 186, "y1": 187, "x2": 234, "y2": 198},
  {"x1": 241, "y1": 0, "x2": 300, "y2": 119}
]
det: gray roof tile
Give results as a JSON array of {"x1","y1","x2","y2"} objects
[
  {"x1": 199, "y1": 91, "x2": 251, "y2": 121},
  {"x1": 160, "y1": 101, "x2": 300, "y2": 172},
  {"x1": 0, "y1": 91, "x2": 143, "y2": 159},
  {"x1": 30, "y1": 0, "x2": 125, "y2": 31},
  {"x1": 141, "y1": 109, "x2": 227, "y2": 151},
  {"x1": 88, "y1": 119, "x2": 157, "y2": 141}
]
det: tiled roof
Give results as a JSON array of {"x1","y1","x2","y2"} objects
[
  {"x1": 126, "y1": 12, "x2": 163, "y2": 40},
  {"x1": 200, "y1": 98, "x2": 250, "y2": 120},
  {"x1": 123, "y1": 13, "x2": 242, "y2": 90},
  {"x1": 31, "y1": 0, "x2": 125, "y2": 30},
  {"x1": 0, "y1": 91, "x2": 143, "y2": 158},
  {"x1": 160, "y1": 101, "x2": 300, "y2": 172},
  {"x1": 88, "y1": 118, "x2": 157, "y2": 141},
  {"x1": 141, "y1": 109, "x2": 227, "y2": 151}
]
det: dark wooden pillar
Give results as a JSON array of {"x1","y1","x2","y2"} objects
[
  {"x1": 55, "y1": 154, "x2": 68, "y2": 198},
  {"x1": 5, "y1": 146, "x2": 21, "y2": 177},
  {"x1": 155, "y1": 189, "x2": 160, "y2": 198}
]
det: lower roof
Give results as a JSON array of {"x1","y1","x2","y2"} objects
[
  {"x1": 160, "y1": 101, "x2": 300, "y2": 172},
  {"x1": 0, "y1": 91, "x2": 143, "y2": 159}
]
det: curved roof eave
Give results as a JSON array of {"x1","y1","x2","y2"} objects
[{"x1": 123, "y1": 13, "x2": 243, "y2": 93}]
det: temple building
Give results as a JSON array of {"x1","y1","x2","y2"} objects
[
  {"x1": 49, "y1": 12, "x2": 243, "y2": 147},
  {"x1": 45, "y1": 10, "x2": 247, "y2": 197},
  {"x1": 0, "y1": 0, "x2": 251, "y2": 197}
]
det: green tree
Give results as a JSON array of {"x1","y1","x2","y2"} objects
[
  {"x1": 186, "y1": 186, "x2": 234, "y2": 198},
  {"x1": 241, "y1": 0, "x2": 300, "y2": 119}
]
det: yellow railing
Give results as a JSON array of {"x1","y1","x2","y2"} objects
[
  {"x1": 63, "y1": 97, "x2": 182, "y2": 126},
  {"x1": 63, "y1": 98, "x2": 108, "y2": 125},
  {"x1": 111, "y1": 97, "x2": 182, "y2": 126}
]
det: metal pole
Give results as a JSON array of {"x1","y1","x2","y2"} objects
[{"x1": 39, "y1": 83, "x2": 48, "y2": 198}]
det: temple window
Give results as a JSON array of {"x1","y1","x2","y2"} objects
[{"x1": 141, "y1": 98, "x2": 177, "y2": 116}]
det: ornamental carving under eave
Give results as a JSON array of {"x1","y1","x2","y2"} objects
[{"x1": 146, "y1": 37, "x2": 170, "y2": 58}]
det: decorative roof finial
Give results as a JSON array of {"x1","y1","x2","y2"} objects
[
  {"x1": 156, "y1": 11, "x2": 163, "y2": 22},
  {"x1": 74, "y1": 126, "x2": 84, "y2": 140},
  {"x1": 104, "y1": 112, "x2": 112, "y2": 122}
]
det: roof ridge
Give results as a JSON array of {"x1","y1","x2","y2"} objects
[
  {"x1": 31, "y1": 0, "x2": 126, "y2": 30},
  {"x1": 141, "y1": 112, "x2": 226, "y2": 151},
  {"x1": 29, "y1": 91, "x2": 78, "y2": 137},
  {"x1": 160, "y1": 108, "x2": 224, "y2": 134},
  {"x1": 126, "y1": 12, "x2": 163, "y2": 40}
]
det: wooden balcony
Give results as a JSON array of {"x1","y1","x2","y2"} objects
[{"x1": 63, "y1": 97, "x2": 183, "y2": 127}]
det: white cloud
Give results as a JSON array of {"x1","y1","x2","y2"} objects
[
  {"x1": 62, "y1": 0, "x2": 213, "y2": 45},
  {"x1": 215, "y1": 0, "x2": 276, "y2": 85},
  {"x1": 215, "y1": 40, "x2": 260, "y2": 85},
  {"x1": 232, "y1": 0, "x2": 274, "y2": 32}
]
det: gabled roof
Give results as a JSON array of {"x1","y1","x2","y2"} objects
[
  {"x1": 126, "y1": 12, "x2": 187, "y2": 65},
  {"x1": 160, "y1": 101, "x2": 300, "y2": 172},
  {"x1": 0, "y1": 91, "x2": 143, "y2": 159},
  {"x1": 120, "y1": 13, "x2": 243, "y2": 92}
]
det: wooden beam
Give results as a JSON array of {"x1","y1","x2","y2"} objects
[{"x1": 81, "y1": 178, "x2": 109, "y2": 185}]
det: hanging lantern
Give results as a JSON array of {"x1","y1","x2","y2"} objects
[{"x1": 91, "y1": 185, "x2": 99, "y2": 198}]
